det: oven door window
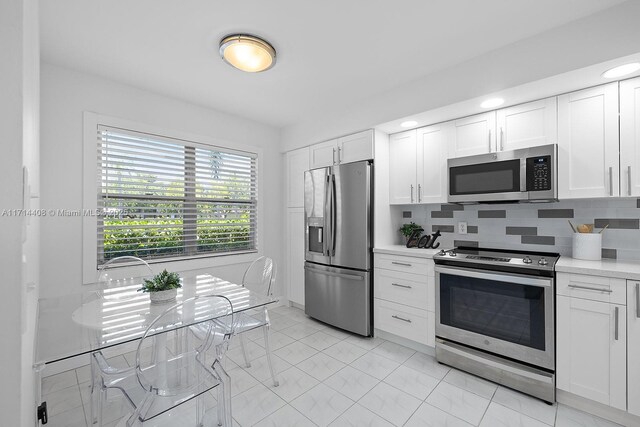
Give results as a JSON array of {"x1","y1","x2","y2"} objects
[
  {"x1": 449, "y1": 159, "x2": 520, "y2": 195},
  {"x1": 439, "y1": 273, "x2": 546, "y2": 350}
]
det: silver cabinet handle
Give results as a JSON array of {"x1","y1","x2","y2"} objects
[
  {"x1": 391, "y1": 283, "x2": 412, "y2": 289},
  {"x1": 609, "y1": 166, "x2": 613, "y2": 196},
  {"x1": 488, "y1": 129, "x2": 492, "y2": 152},
  {"x1": 392, "y1": 315, "x2": 412, "y2": 323},
  {"x1": 418, "y1": 184, "x2": 422, "y2": 203},
  {"x1": 636, "y1": 283, "x2": 639, "y2": 319},
  {"x1": 337, "y1": 146, "x2": 341, "y2": 164},
  {"x1": 391, "y1": 261, "x2": 412, "y2": 267},
  {"x1": 629, "y1": 166, "x2": 632, "y2": 196},
  {"x1": 568, "y1": 284, "x2": 613, "y2": 293},
  {"x1": 614, "y1": 306, "x2": 619, "y2": 341},
  {"x1": 332, "y1": 147, "x2": 336, "y2": 165},
  {"x1": 410, "y1": 185, "x2": 414, "y2": 203},
  {"x1": 500, "y1": 127, "x2": 504, "y2": 151}
]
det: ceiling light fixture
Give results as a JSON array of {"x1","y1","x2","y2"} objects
[
  {"x1": 602, "y1": 62, "x2": 640, "y2": 79},
  {"x1": 400, "y1": 120, "x2": 418, "y2": 128},
  {"x1": 480, "y1": 98, "x2": 504, "y2": 109},
  {"x1": 219, "y1": 34, "x2": 276, "y2": 73}
]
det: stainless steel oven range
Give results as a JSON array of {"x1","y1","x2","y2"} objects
[{"x1": 433, "y1": 247, "x2": 560, "y2": 403}]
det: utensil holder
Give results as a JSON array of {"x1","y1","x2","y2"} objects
[{"x1": 572, "y1": 233, "x2": 602, "y2": 261}]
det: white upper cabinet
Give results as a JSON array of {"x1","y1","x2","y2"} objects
[
  {"x1": 416, "y1": 123, "x2": 451, "y2": 204},
  {"x1": 558, "y1": 83, "x2": 619, "y2": 199},
  {"x1": 337, "y1": 129, "x2": 374, "y2": 164},
  {"x1": 309, "y1": 139, "x2": 338, "y2": 169},
  {"x1": 620, "y1": 77, "x2": 640, "y2": 197},
  {"x1": 628, "y1": 280, "x2": 640, "y2": 417},
  {"x1": 286, "y1": 147, "x2": 310, "y2": 208},
  {"x1": 309, "y1": 130, "x2": 374, "y2": 169},
  {"x1": 450, "y1": 111, "x2": 496, "y2": 158},
  {"x1": 496, "y1": 97, "x2": 557, "y2": 151},
  {"x1": 389, "y1": 130, "x2": 417, "y2": 204}
]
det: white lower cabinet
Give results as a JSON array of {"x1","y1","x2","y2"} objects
[
  {"x1": 628, "y1": 280, "x2": 640, "y2": 416},
  {"x1": 556, "y1": 273, "x2": 627, "y2": 411},
  {"x1": 373, "y1": 253, "x2": 435, "y2": 346},
  {"x1": 286, "y1": 208, "x2": 305, "y2": 306}
]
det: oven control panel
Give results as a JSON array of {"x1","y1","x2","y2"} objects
[{"x1": 434, "y1": 248, "x2": 559, "y2": 274}]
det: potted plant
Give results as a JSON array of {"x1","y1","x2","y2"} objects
[
  {"x1": 399, "y1": 222, "x2": 423, "y2": 244},
  {"x1": 138, "y1": 269, "x2": 182, "y2": 303}
]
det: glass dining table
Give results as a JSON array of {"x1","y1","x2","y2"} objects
[{"x1": 34, "y1": 272, "x2": 278, "y2": 424}]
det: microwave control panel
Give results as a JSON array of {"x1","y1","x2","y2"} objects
[{"x1": 526, "y1": 155, "x2": 552, "y2": 191}]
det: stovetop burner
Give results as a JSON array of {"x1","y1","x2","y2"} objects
[{"x1": 433, "y1": 246, "x2": 560, "y2": 277}]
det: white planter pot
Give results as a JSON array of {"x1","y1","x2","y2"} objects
[{"x1": 149, "y1": 288, "x2": 178, "y2": 304}]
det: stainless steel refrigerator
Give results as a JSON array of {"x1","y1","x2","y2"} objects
[{"x1": 304, "y1": 160, "x2": 372, "y2": 336}]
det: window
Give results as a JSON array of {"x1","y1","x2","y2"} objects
[{"x1": 96, "y1": 125, "x2": 257, "y2": 265}]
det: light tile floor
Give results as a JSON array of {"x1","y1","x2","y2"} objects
[{"x1": 43, "y1": 306, "x2": 623, "y2": 427}]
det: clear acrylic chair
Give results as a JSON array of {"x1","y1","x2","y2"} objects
[
  {"x1": 235, "y1": 256, "x2": 279, "y2": 386},
  {"x1": 102, "y1": 295, "x2": 235, "y2": 427},
  {"x1": 90, "y1": 256, "x2": 154, "y2": 425}
]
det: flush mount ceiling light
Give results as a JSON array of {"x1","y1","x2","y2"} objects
[
  {"x1": 400, "y1": 120, "x2": 418, "y2": 128},
  {"x1": 602, "y1": 62, "x2": 640, "y2": 79},
  {"x1": 480, "y1": 98, "x2": 505, "y2": 109},
  {"x1": 219, "y1": 34, "x2": 276, "y2": 73}
]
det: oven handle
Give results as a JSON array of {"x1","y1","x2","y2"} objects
[{"x1": 435, "y1": 265, "x2": 552, "y2": 288}]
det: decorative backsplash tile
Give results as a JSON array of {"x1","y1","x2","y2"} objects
[{"x1": 392, "y1": 198, "x2": 640, "y2": 261}]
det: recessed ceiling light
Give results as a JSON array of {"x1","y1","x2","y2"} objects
[
  {"x1": 480, "y1": 98, "x2": 504, "y2": 109},
  {"x1": 602, "y1": 62, "x2": 640, "y2": 79},
  {"x1": 219, "y1": 34, "x2": 276, "y2": 73},
  {"x1": 400, "y1": 120, "x2": 418, "y2": 128}
]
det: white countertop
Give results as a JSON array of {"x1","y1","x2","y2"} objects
[
  {"x1": 373, "y1": 245, "x2": 441, "y2": 259},
  {"x1": 556, "y1": 257, "x2": 640, "y2": 280}
]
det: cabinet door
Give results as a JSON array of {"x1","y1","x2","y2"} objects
[
  {"x1": 309, "y1": 139, "x2": 337, "y2": 168},
  {"x1": 287, "y1": 208, "x2": 305, "y2": 306},
  {"x1": 558, "y1": 83, "x2": 619, "y2": 199},
  {"x1": 496, "y1": 97, "x2": 557, "y2": 151},
  {"x1": 450, "y1": 111, "x2": 496, "y2": 158},
  {"x1": 286, "y1": 147, "x2": 310, "y2": 208},
  {"x1": 628, "y1": 281, "x2": 640, "y2": 416},
  {"x1": 620, "y1": 77, "x2": 640, "y2": 197},
  {"x1": 389, "y1": 130, "x2": 417, "y2": 204},
  {"x1": 416, "y1": 123, "x2": 450, "y2": 204},
  {"x1": 556, "y1": 295, "x2": 626, "y2": 410},
  {"x1": 338, "y1": 129, "x2": 373, "y2": 164}
]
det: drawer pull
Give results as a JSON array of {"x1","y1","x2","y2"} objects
[
  {"x1": 391, "y1": 283, "x2": 412, "y2": 289},
  {"x1": 391, "y1": 261, "x2": 412, "y2": 267},
  {"x1": 391, "y1": 314, "x2": 412, "y2": 323},
  {"x1": 568, "y1": 284, "x2": 612, "y2": 293}
]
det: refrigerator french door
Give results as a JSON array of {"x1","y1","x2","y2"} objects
[{"x1": 304, "y1": 161, "x2": 372, "y2": 336}]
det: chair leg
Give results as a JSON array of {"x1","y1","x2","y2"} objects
[
  {"x1": 126, "y1": 393, "x2": 153, "y2": 427},
  {"x1": 263, "y1": 324, "x2": 279, "y2": 387},
  {"x1": 239, "y1": 334, "x2": 251, "y2": 368},
  {"x1": 213, "y1": 362, "x2": 232, "y2": 427}
]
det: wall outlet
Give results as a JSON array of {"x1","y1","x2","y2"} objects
[{"x1": 458, "y1": 221, "x2": 468, "y2": 234}]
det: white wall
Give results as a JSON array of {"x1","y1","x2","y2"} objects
[
  {"x1": 281, "y1": 1, "x2": 640, "y2": 150},
  {"x1": 0, "y1": 0, "x2": 40, "y2": 425},
  {"x1": 40, "y1": 63, "x2": 283, "y2": 298}
]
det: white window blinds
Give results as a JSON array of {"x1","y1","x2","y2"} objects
[{"x1": 97, "y1": 125, "x2": 257, "y2": 265}]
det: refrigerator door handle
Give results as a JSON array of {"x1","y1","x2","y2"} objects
[
  {"x1": 304, "y1": 265, "x2": 364, "y2": 281},
  {"x1": 324, "y1": 172, "x2": 332, "y2": 256},
  {"x1": 331, "y1": 173, "x2": 337, "y2": 256}
]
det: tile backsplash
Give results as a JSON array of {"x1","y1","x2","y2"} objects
[{"x1": 392, "y1": 198, "x2": 640, "y2": 261}]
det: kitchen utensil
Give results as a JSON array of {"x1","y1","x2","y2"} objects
[
  {"x1": 599, "y1": 224, "x2": 609, "y2": 234},
  {"x1": 576, "y1": 224, "x2": 594, "y2": 233},
  {"x1": 568, "y1": 220, "x2": 577, "y2": 233}
]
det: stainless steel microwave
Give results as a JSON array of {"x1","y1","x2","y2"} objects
[{"x1": 448, "y1": 144, "x2": 557, "y2": 203}]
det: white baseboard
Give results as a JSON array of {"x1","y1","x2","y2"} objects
[
  {"x1": 374, "y1": 329, "x2": 435, "y2": 356},
  {"x1": 288, "y1": 301, "x2": 304, "y2": 310},
  {"x1": 556, "y1": 390, "x2": 640, "y2": 426}
]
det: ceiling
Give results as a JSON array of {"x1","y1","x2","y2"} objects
[{"x1": 40, "y1": 0, "x2": 625, "y2": 128}]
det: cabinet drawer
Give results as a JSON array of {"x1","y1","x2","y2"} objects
[
  {"x1": 374, "y1": 253, "x2": 431, "y2": 276},
  {"x1": 374, "y1": 269, "x2": 428, "y2": 309},
  {"x1": 557, "y1": 273, "x2": 626, "y2": 305},
  {"x1": 374, "y1": 298, "x2": 434, "y2": 346}
]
